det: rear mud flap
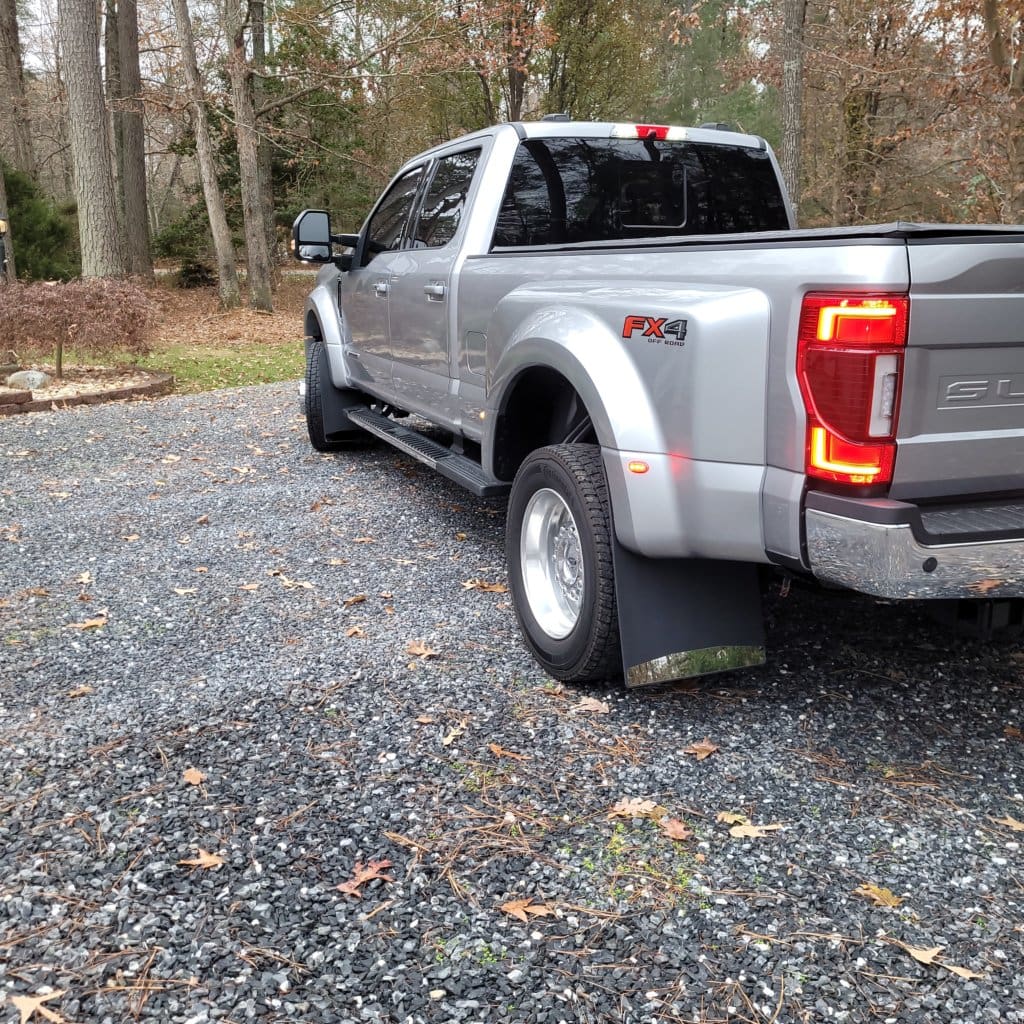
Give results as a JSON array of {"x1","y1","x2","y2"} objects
[{"x1": 612, "y1": 538, "x2": 766, "y2": 687}]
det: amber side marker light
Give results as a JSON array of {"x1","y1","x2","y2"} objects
[{"x1": 627, "y1": 460, "x2": 650, "y2": 475}]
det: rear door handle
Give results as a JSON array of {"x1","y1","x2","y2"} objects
[
  {"x1": 374, "y1": 280, "x2": 389, "y2": 298},
  {"x1": 423, "y1": 282, "x2": 446, "y2": 301}
]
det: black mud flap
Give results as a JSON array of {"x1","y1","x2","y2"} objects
[{"x1": 612, "y1": 537, "x2": 766, "y2": 687}]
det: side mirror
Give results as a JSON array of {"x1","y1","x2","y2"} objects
[{"x1": 292, "y1": 209, "x2": 333, "y2": 263}]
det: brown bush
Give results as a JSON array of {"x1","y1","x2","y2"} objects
[{"x1": 0, "y1": 279, "x2": 154, "y2": 365}]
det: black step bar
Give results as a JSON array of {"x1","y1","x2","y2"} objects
[{"x1": 346, "y1": 408, "x2": 510, "y2": 498}]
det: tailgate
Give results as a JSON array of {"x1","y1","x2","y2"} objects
[{"x1": 892, "y1": 238, "x2": 1024, "y2": 500}]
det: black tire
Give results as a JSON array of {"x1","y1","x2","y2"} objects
[
  {"x1": 506, "y1": 444, "x2": 622, "y2": 683},
  {"x1": 305, "y1": 339, "x2": 362, "y2": 451}
]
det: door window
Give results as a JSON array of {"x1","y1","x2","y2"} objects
[
  {"x1": 362, "y1": 168, "x2": 423, "y2": 265},
  {"x1": 413, "y1": 149, "x2": 481, "y2": 249}
]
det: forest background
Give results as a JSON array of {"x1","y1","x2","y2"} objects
[{"x1": 0, "y1": 0, "x2": 1022, "y2": 315}]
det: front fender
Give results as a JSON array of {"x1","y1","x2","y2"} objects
[{"x1": 303, "y1": 266, "x2": 350, "y2": 389}]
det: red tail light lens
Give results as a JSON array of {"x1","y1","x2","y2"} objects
[{"x1": 798, "y1": 293, "x2": 908, "y2": 486}]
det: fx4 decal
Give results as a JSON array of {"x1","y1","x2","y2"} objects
[{"x1": 622, "y1": 315, "x2": 688, "y2": 345}]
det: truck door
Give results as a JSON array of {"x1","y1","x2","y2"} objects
[
  {"x1": 343, "y1": 167, "x2": 424, "y2": 392},
  {"x1": 388, "y1": 148, "x2": 482, "y2": 419}
]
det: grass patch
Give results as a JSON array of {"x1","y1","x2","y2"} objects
[{"x1": 136, "y1": 339, "x2": 303, "y2": 393}]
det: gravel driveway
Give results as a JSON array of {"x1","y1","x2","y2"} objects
[{"x1": 2, "y1": 383, "x2": 1023, "y2": 1024}]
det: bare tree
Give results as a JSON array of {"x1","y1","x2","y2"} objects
[
  {"x1": 0, "y1": 0, "x2": 36, "y2": 175},
  {"x1": 251, "y1": 0, "x2": 276, "y2": 261},
  {"x1": 223, "y1": 0, "x2": 274, "y2": 310},
  {"x1": 780, "y1": 0, "x2": 807, "y2": 219},
  {"x1": 117, "y1": 0, "x2": 153, "y2": 276},
  {"x1": 58, "y1": 0, "x2": 127, "y2": 277},
  {"x1": 982, "y1": 0, "x2": 1024, "y2": 221},
  {"x1": 169, "y1": 0, "x2": 241, "y2": 308}
]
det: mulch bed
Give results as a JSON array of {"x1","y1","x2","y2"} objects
[{"x1": 0, "y1": 366, "x2": 173, "y2": 416}]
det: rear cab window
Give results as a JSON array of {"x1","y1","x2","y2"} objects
[{"x1": 492, "y1": 137, "x2": 788, "y2": 248}]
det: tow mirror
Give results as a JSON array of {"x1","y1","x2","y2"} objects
[{"x1": 292, "y1": 209, "x2": 332, "y2": 263}]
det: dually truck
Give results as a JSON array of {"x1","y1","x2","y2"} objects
[{"x1": 292, "y1": 118, "x2": 1024, "y2": 687}]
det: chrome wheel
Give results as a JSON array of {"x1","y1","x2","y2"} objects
[{"x1": 520, "y1": 487, "x2": 584, "y2": 640}]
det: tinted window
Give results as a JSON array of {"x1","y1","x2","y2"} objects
[
  {"x1": 414, "y1": 149, "x2": 480, "y2": 248},
  {"x1": 363, "y1": 168, "x2": 422, "y2": 263},
  {"x1": 492, "y1": 138, "x2": 788, "y2": 248}
]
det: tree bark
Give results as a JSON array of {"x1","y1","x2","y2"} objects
[
  {"x1": 223, "y1": 0, "x2": 273, "y2": 311},
  {"x1": 169, "y1": 0, "x2": 241, "y2": 308},
  {"x1": 251, "y1": 0, "x2": 276, "y2": 262},
  {"x1": 58, "y1": 0, "x2": 127, "y2": 277},
  {"x1": 0, "y1": 0, "x2": 36, "y2": 175},
  {"x1": 982, "y1": 0, "x2": 1024, "y2": 222},
  {"x1": 0, "y1": 166, "x2": 15, "y2": 282},
  {"x1": 117, "y1": 0, "x2": 153, "y2": 276},
  {"x1": 105, "y1": 0, "x2": 123, "y2": 216},
  {"x1": 780, "y1": 0, "x2": 807, "y2": 221}
]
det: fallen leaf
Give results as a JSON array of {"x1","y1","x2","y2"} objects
[
  {"x1": 442, "y1": 717, "x2": 468, "y2": 746},
  {"x1": 407, "y1": 640, "x2": 439, "y2": 658},
  {"x1": 122, "y1": 533, "x2": 140, "y2": 542},
  {"x1": 489, "y1": 743, "x2": 530, "y2": 761},
  {"x1": 66, "y1": 609, "x2": 109, "y2": 630},
  {"x1": 11, "y1": 990, "x2": 66, "y2": 1024},
  {"x1": 344, "y1": 593, "x2": 367, "y2": 607},
  {"x1": 345, "y1": 626, "x2": 366, "y2": 638},
  {"x1": 194, "y1": 566, "x2": 208, "y2": 573},
  {"x1": 683, "y1": 738, "x2": 719, "y2": 761},
  {"x1": 941, "y1": 962, "x2": 986, "y2": 980},
  {"x1": 379, "y1": 591, "x2": 393, "y2": 599},
  {"x1": 22, "y1": 587, "x2": 49, "y2": 597},
  {"x1": 384, "y1": 605, "x2": 395, "y2": 615},
  {"x1": 571, "y1": 696, "x2": 610, "y2": 715},
  {"x1": 238, "y1": 583, "x2": 260, "y2": 591},
  {"x1": 970, "y1": 578, "x2": 1003, "y2": 594},
  {"x1": 500, "y1": 898, "x2": 554, "y2": 923},
  {"x1": 182, "y1": 767, "x2": 206, "y2": 786},
  {"x1": 336, "y1": 858, "x2": 394, "y2": 898},
  {"x1": 178, "y1": 848, "x2": 224, "y2": 870},
  {"x1": 608, "y1": 797, "x2": 668, "y2": 821},
  {"x1": 461, "y1": 579, "x2": 509, "y2": 593},
  {"x1": 853, "y1": 882, "x2": 903, "y2": 907},
  {"x1": 161, "y1": 454, "x2": 181, "y2": 463},
  {"x1": 415, "y1": 714, "x2": 436, "y2": 725},
  {"x1": 456, "y1": 532, "x2": 467, "y2": 541},
  {"x1": 195, "y1": 514, "x2": 210, "y2": 525},
  {"x1": 67, "y1": 684, "x2": 94, "y2": 699},
  {"x1": 279, "y1": 576, "x2": 313, "y2": 590},
  {"x1": 352, "y1": 536, "x2": 375, "y2": 543},
  {"x1": 75, "y1": 571, "x2": 93, "y2": 585},
  {"x1": 729, "y1": 822, "x2": 783, "y2": 839},
  {"x1": 1005, "y1": 726, "x2": 1023, "y2": 740},
  {"x1": 173, "y1": 587, "x2": 198, "y2": 596},
  {"x1": 993, "y1": 815, "x2": 1024, "y2": 832},
  {"x1": 660, "y1": 817, "x2": 693, "y2": 841},
  {"x1": 327, "y1": 557, "x2": 347, "y2": 566},
  {"x1": 716, "y1": 811, "x2": 749, "y2": 825}
]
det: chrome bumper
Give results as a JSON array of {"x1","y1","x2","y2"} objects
[{"x1": 806, "y1": 508, "x2": 1024, "y2": 600}]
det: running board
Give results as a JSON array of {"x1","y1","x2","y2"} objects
[{"x1": 346, "y1": 408, "x2": 510, "y2": 498}]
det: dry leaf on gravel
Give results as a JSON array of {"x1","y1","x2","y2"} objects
[
  {"x1": 352, "y1": 536, "x2": 375, "y2": 544},
  {"x1": 853, "y1": 883, "x2": 903, "y2": 907},
  {"x1": 442, "y1": 718, "x2": 468, "y2": 747},
  {"x1": 238, "y1": 583, "x2": 260, "y2": 591},
  {"x1": 182, "y1": 767, "x2": 206, "y2": 786},
  {"x1": 66, "y1": 609, "x2": 108, "y2": 630},
  {"x1": 993, "y1": 815, "x2": 1024, "y2": 832},
  {"x1": 488, "y1": 743, "x2": 530, "y2": 761},
  {"x1": 660, "y1": 817, "x2": 694, "y2": 841},
  {"x1": 608, "y1": 797, "x2": 668, "y2": 821},
  {"x1": 345, "y1": 626, "x2": 366, "y2": 638},
  {"x1": 461, "y1": 579, "x2": 508, "y2": 593},
  {"x1": 683, "y1": 738, "x2": 719, "y2": 761},
  {"x1": 344, "y1": 594, "x2": 366, "y2": 607},
  {"x1": 571, "y1": 696, "x2": 610, "y2": 715},
  {"x1": 178, "y1": 848, "x2": 224, "y2": 870},
  {"x1": 67, "y1": 684, "x2": 94, "y2": 699},
  {"x1": 729, "y1": 822, "x2": 783, "y2": 839},
  {"x1": 279, "y1": 576, "x2": 313, "y2": 590},
  {"x1": 11, "y1": 991, "x2": 67, "y2": 1024},
  {"x1": 173, "y1": 587, "x2": 197, "y2": 596},
  {"x1": 894, "y1": 942, "x2": 985, "y2": 980},
  {"x1": 716, "y1": 811, "x2": 749, "y2": 825},
  {"x1": 415, "y1": 715, "x2": 436, "y2": 725},
  {"x1": 500, "y1": 898, "x2": 555, "y2": 923},
  {"x1": 1004, "y1": 726, "x2": 1023, "y2": 740},
  {"x1": 336, "y1": 858, "x2": 394, "y2": 898},
  {"x1": 75, "y1": 571, "x2": 93, "y2": 585},
  {"x1": 407, "y1": 640, "x2": 439, "y2": 658}
]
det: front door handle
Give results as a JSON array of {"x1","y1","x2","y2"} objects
[
  {"x1": 423, "y1": 282, "x2": 446, "y2": 301},
  {"x1": 374, "y1": 280, "x2": 389, "y2": 298}
]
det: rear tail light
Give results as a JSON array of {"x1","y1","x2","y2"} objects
[{"x1": 797, "y1": 293, "x2": 909, "y2": 486}]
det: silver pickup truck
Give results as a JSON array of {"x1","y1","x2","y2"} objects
[{"x1": 292, "y1": 118, "x2": 1024, "y2": 686}]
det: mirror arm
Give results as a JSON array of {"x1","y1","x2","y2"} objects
[{"x1": 331, "y1": 232, "x2": 361, "y2": 247}]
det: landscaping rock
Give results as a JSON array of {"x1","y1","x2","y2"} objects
[
  {"x1": 6, "y1": 369, "x2": 52, "y2": 390},
  {"x1": 0, "y1": 386, "x2": 31, "y2": 404}
]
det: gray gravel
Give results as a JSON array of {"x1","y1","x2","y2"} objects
[{"x1": 1, "y1": 382, "x2": 1023, "y2": 1024}]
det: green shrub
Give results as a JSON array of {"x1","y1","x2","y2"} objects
[{"x1": 2, "y1": 164, "x2": 80, "y2": 281}]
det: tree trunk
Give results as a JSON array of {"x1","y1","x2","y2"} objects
[
  {"x1": 0, "y1": 0, "x2": 37, "y2": 175},
  {"x1": 117, "y1": 0, "x2": 153, "y2": 276},
  {"x1": 104, "y1": 0, "x2": 124, "y2": 215},
  {"x1": 0, "y1": 166, "x2": 15, "y2": 282},
  {"x1": 251, "y1": 0, "x2": 276, "y2": 262},
  {"x1": 58, "y1": 0, "x2": 127, "y2": 277},
  {"x1": 169, "y1": 0, "x2": 241, "y2": 308},
  {"x1": 779, "y1": 0, "x2": 806, "y2": 220},
  {"x1": 223, "y1": 0, "x2": 273, "y2": 311},
  {"x1": 982, "y1": 0, "x2": 1024, "y2": 222}
]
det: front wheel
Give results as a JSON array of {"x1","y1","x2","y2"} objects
[
  {"x1": 506, "y1": 444, "x2": 621, "y2": 683},
  {"x1": 305, "y1": 339, "x2": 364, "y2": 451}
]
